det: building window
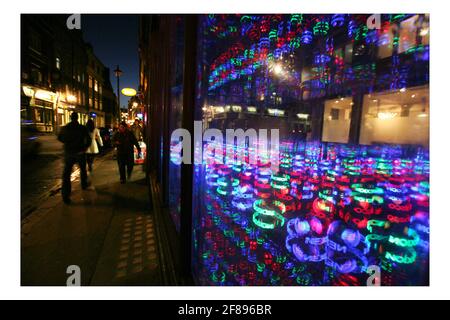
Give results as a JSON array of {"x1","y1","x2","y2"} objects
[
  {"x1": 322, "y1": 97, "x2": 353, "y2": 143},
  {"x1": 398, "y1": 15, "x2": 419, "y2": 54},
  {"x1": 31, "y1": 68, "x2": 43, "y2": 84},
  {"x1": 377, "y1": 23, "x2": 396, "y2": 59},
  {"x1": 94, "y1": 80, "x2": 98, "y2": 92},
  {"x1": 89, "y1": 76, "x2": 93, "y2": 89},
  {"x1": 420, "y1": 14, "x2": 430, "y2": 46},
  {"x1": 359, "y1": 85, "x2": 429, "y2": 146},
  {"x1": 56, "y1": 57, "x2": 61, "y2": 70},
  {"x1": 29, "y1": 31, "x2": 42, "y2": 53}
]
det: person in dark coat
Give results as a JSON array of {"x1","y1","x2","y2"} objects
[
  {"x1": 112, "y1": 121, "x2": 141, "y2": 184},
  {"x1": 58, "y1": 112, "x2": 92, "y2": 204}
]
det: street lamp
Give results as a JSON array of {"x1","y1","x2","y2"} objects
[{"x1": 114, "y1": 65, "x2": 123, "y2": 125}]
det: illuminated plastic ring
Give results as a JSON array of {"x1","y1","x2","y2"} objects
[
  {"x1": 217, "y1": 177, "x2": 239, "y2": 188},
  {"x1": 318, "y1": 190, "x2": 336, "y2": 203},
  {"x1": 252, "y1": 211, "x2": 285, "y2": 230},
  {"x1": 387, "y1": 214, "x2": 411, "y2": 224},
  {"x1": 388, "y1": 229, "x2": 420, "y2": 248},
  {"x1": 291, "y1": 242, "x2": 327, "y2": 263},
  {"x1": 312, "y1": 198, "x2": 335, "y2": 215},
  {"x1": 384, "y1": 247, "x2": 417, "y2": 264},
  {"x1": 325, "y1": 253, "x2": 369, "y2": 274},
  {"x1": 351, "y1": 184, "x2": 384, "y2": 195},
  {"x1": 252, "y1": 200, "x2": 286, "y2": 229},
  {"x1": 388, "y1": 203, "x2": 412, "y2": 212},
  {"x1": 367, "y1": 219, "x2": 388, "y2": 233},
  {"x1": 254, "y1": 189, "x2": 272, "y2": 199},
  {"x1": 254, "y1": 180, "x2": 271, "y2": 190},
  {"x1": 353, "y1": 194, "x2": 384, "y2": 204},
  {"x1": 271, "y1": 173, "x2": 290, "y2": 182}
]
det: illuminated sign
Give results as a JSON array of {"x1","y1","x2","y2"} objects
[{"x1": 121, "y1": 88, "x2": 137, "y2": 97}]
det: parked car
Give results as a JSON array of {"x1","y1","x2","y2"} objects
[
  {"x1": 21, "y1": 123, "x2": 41, "y2": 158},
  {"x1": 99, "y1": 127, "x2": 113, "y2": 149}
]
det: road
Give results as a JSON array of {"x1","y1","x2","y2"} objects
[{"x1": 20, "y1": 134, "x2": 108, "y2": 218}]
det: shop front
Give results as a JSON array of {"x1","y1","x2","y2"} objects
[{"x1": 141, "y1": 14, "x2": 430, "y2": 286}]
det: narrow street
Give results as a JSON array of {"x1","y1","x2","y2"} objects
[
  {"x1": 21, "y1": 134, "x2": 64, "y2": 216},
  {"x1": 21, "y1": 151, "x2": 162, "y2": 286}
]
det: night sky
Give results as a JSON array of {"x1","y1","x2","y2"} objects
[{"x1": 82, "y1": 14, "x2": 139, "y2": 109}]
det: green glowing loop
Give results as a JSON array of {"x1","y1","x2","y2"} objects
[
  {"x1": 388, "y1": 229, "x2": 420, "y2": 248},
  {"x1": 252, "y1": 200, "x2": 286, "y2": 229},
  {"x1": 271, "y1": 174, "x2": 290, "y2": 182},
  {"x1": 216, "y1": 187, "x2": 229, "y2": 196},
  {"x1": 217, "y1": 177, "x2": 239, "y2": 188},
  {"x1": 353, "y1": 194, "x2": 384, "y2": 204},
  {"x1": 367, "y1": 220, "x2": 388, "y2": 233},
  {"x1": 318, "y1": 190, "x2": 335, "y2": 202},
  {"x1": 366, "y1": 234, "x2": 388, "y2": 243},
  {"x1": 257, "y1": 263, "x2": 265, "y2": 272},
  {"x1": 351, "y1": 184, "x2": 384, "y2": 195},
  {"x1": 385, "y1": 248, "x2": 417, "y2": 264}
]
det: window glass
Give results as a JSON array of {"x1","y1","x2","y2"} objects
[
  {"x1": 168, "y1": 17, "x2": 185, "y2": 232},
  {"x1": 398, "y1": 15, "x2": 419, "y2": 54},
  {"x1": 377, "y1": 23, "x2": 396, "y2": 59},
  {"x1": 360, "y1": 86, "x2": 429, "y2": 147},
  {"x1": 190, "y1": 14, "x2": 429, "y2": 286},
  {"x1": 322, "y1": 97, "x2": 353, "y2": 143}
]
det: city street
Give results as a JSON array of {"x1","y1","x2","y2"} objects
[
  {"x1": 21, "y1": 151, "x2": 162, "y2": 286},
  {"x1": 21, "y1": 134, "x2": 64, "y2": 217}
]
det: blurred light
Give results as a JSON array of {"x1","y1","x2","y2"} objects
[
  {"x1": 268, "y1": 109, "x2": 285, "y2": 117},
  {"x1": 272, "y1": 63, "x2": 284, "y2": 76},
  {"x1": 378, "y1": 112, "x2": 397, "y2": 120},
  {"x1": 296, "y1": 113, "x2": 309, "y2": 120},
  {"x1": 121, "y1": 88, "x2": 137, "y2": 97},
  {"x1": 231, "y1": 105, "x2": 242, "y2": 112},
  {"x1": 67, "y1": 95, "x2": 77, "y2": 103},
  {"x1": 247, "y1": 107, "x2": 257, "y2": 113},
  {"x1": 420, "y1": 28, "x2": 429, "y2": 36},
  {"x1": 35, "y1": 90, "x2": 56, "y2": 102},
  {"x1": 22, "y1": 86, "x2": 34, "y2": 97},
  {"x1": 132, "y1": 102, "x2": 139, "y2": 107}
]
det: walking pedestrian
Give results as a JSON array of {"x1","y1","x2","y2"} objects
[
  {"x1": 85, "y1": 119, "x2": 103, "y2": 172},
  {"x1": 130, "y1": 118, "x2": 143, "y2": 141},
  {"x1": 57, "y1": 112, "x2": 92, "y2": 204},
  {"x1": 112, "y1": 121, "x2": 141, "y2": 184}
]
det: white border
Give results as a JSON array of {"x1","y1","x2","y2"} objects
[{"x1": 2, "y1": 0, "x2": 449, "y2": 300}]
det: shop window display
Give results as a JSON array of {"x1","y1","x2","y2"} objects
[{"x1": 189, "y1": 14, "x2": 429, "y2": 286}]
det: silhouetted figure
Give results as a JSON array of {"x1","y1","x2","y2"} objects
[
  {"x1": 112, "y1": 121, "x2": 141, "y2": 184},
  {"x1": 130, "y1": 118, "x2": 143, "y2": 141},
  {"x1": 58, "y1": 112, "x2": 92, "y2": 204},
  {"x1": 86, "y1": 119, "x2": 103, "y2": 172}
]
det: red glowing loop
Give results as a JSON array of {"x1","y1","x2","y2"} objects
[
  {"x1": 388, "y1": 203, "x2": 412, "y2": 212},
  {"x1": 387, "y1": 214, "x2": 411, "y2": 224}
]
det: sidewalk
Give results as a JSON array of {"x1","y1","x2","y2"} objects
[{"x1": 21, "y1": 151, "x2": 163, "y2": 286}]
